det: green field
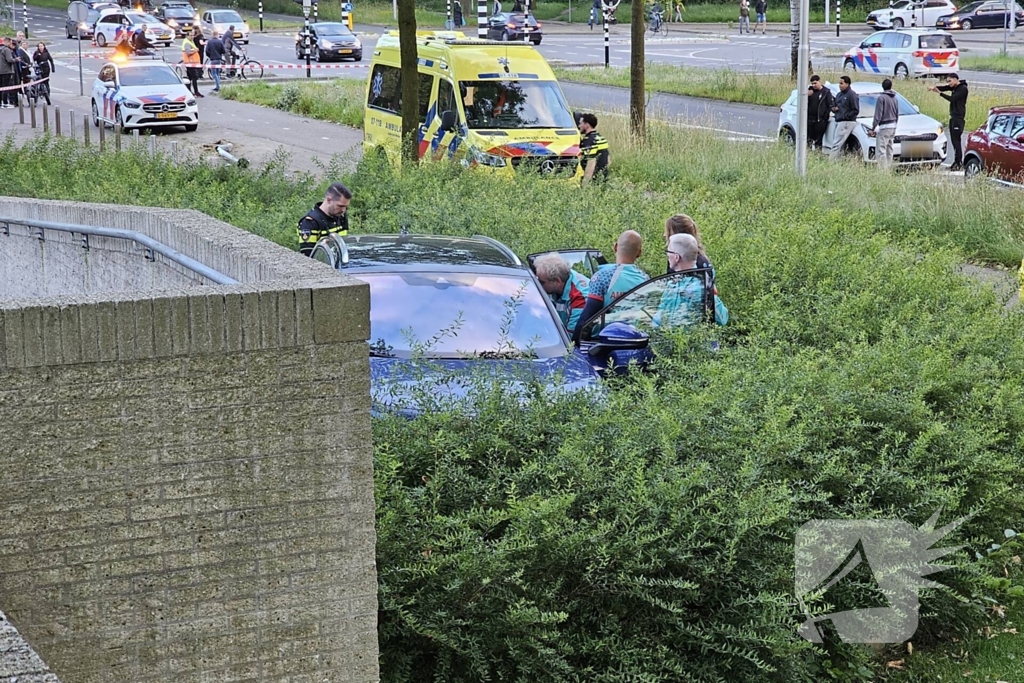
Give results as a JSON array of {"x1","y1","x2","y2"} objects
[
  {"x1": 3, "y1": 85, "x2": 1024, "y2": 680},
  {"x1": 221, "y1": 78, "x2": 367, "y2": 128},
  {"x1": 962, "y1": 52, "x2": 1024, "y2": 74}
]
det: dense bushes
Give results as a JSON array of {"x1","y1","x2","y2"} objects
[{"x1": 4, "y1": 119, "x2": 1024, "y2": 680}]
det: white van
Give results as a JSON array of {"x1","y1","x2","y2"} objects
[{"x1": 842, "y1": 28, "x2": 959, "y2": 78}]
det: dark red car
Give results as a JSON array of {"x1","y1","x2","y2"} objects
[{"x1": 964, "y1": 105, "x2": 1024, "y2": 183}]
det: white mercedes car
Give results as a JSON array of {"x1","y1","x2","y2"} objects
[
  {"x1": 91, "y1": 60, "x2": 198, "y2": 132},
  {"x1": 778, "y1": 81, "x2": 946, "y2": 164},
  {"x1": 865, "y1": 0, "x2": 957, "y2": 28}
]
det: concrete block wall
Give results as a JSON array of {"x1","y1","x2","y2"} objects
[{"x1": 0, "y1": 197, "x2": 379, "y2": 683}]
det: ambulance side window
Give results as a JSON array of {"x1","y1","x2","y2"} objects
[
  {"x1": 437, "y1": 79, "x2": 459, "y2": 122},
  {"x1": 418, "y1": 72, "x2": 434, "y2": 125},
  {"x1": 368, "y1": 64, "x2": 402, "y2": 114}
]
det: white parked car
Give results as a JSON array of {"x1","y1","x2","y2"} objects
[
  {"x1": 778, "y1": 81, "x2": 946, "y2": 164},
  {"x1": 865, "y1": 0, "x2": 957, "y2": 28},
  {"x1": 94, "y1": 9, "x2": 175, "y2": 47},
  {"x1": 199, "y1": 9, "x2": 251, "y2": 44},
  {"x1": 91, "y1": 60, "x2": 198, "y2": 132},
  {"x1": 842, "y1": 29, "x2": 959, "y2": 78}
]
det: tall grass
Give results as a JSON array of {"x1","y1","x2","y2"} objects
[
  {"x1": 961, "y1": 52, "x2": 1024, "y2": 74},
  {"x1": 221, "y1": 78, "x2": 366, "y2": 128},
  {"x1": 555, "y1": 64, "x2": 1009, "y2": 130}
]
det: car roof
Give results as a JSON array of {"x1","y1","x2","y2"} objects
[
  {"x1": 871, "y1": 27, "x2": 953, "y2": 33},
  {"x1": 989, "y1": 106, "x2": 1024, "y2": 115},
  {"x1": 108, "y1": 60, "x2": 176, "y2": 71},
  {"x1": 339, "y1": 233, "x2": 527, "y2": 273}
]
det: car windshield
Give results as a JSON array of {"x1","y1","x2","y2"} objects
[
  {"x1": 86, "y1": 9, "x2": 102, "y2": 21},
  {"x1": 919, "y1": 34, "x2": 955, "y2": 48},
  {"x1": 119, "y1": 66, "x2": 180, "y2": 86},
  {"x1": 128, "y1": 12, "x2": 160, "y2": 22},
  {"x1": 213, "y1": 11, "x2": 243, "y2": 22},
  {"x1": 165, "y1": 8, "x2": 193, "y2": 16},
  {"x1": 889, "y1": 0, "x2": 911, "y2": 7},
  {"x1": 855, "y1": 92, "x2": 921, "y2": 119},
  {"x1": 459, "y1": 80, "x2": 575, "y2": 130},
  {"x1": 316, "y1": 22, "x2": 352, "y2": 35},
  {"x1": 359, "y1": 272, "x2": 567, "y2": 359}
]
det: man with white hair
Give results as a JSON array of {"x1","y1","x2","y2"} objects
[
  {"x1": 654, "y1": 233, "x2": 728, "y2": 328},
  {"x1": 534, "y1": 253, "x2": 590, "y2": 335}
]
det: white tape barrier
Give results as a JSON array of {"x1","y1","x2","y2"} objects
[
  {"x1": 0, "y1": 76, "x2": 50, "y2": 92},
  {"x1": 61, "y1": 56, "x2": 368, "y2": 70}
]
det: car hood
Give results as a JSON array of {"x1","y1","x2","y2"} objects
[
  {"x1": 468, "y1": 129, "x2": 581, "y2": 157},
  {"x1": 857, "y1": 112, "x2": 942, "y2": 135},
  {"x1": 369, "y1": 352, "x2": 601, "y2": 417},
  {"x1": 118, "y1": 85, "x2": 192, "y2": 101}
]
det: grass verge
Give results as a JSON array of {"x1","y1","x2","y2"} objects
[
  {"x1": 961, "y1": 52, "x2": 1024, "y2": 74},
  {"x1": 554, "y1": 64, "x2": 1006, "y2": 130},
  {"x1": 220, "y1": 78, "x2": 366, "y2": 128}
]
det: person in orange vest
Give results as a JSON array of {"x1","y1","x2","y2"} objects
[{"x1": 181, "y1": 27, "x2": 203, "y2": 98}]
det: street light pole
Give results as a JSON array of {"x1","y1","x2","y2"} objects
[{"x1": 796, "y1": 0, "x2": 810, "y2": 176}]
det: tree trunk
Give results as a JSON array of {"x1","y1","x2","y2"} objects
[
  {"x1": 398, "y1": 0, "x2": 419, "y2": 163},
  {"x1": 790, "y1": 0, "x2": 799, "y2": 79},
  {"x1": 629, "y1": 0, "x2": 645, "y2": 141}
]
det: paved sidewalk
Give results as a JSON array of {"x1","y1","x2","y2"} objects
[{"x1": 0, "y1": 89, "x2": 363, "y2": 177}]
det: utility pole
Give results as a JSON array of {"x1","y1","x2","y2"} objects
[
  {"x1": 478, "y1": 0, "x2": 486, "y2": 37},
  {"x1": 796, "y1": 0, "x2": 810, "y2": 176},
  {"x1": 836, "y1": 0, "x2": 841, "y2": 35}
]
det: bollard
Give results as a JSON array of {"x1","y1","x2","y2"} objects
[
  {"x1": 55, "y1": 107, "x2": 62, "y2": 137},
  {"x1": 23, "y1": 0, "x2": 29, "y2": 40},
  {"x1": 169, "y1": 140, "x2": 178, "y2": 156},
  {"x1": 115, "y1": 125, "x2": 122, "y2": 151},
  {"x1": 132, "y1": 128, "x2": 140, "y2": 148},
  {"x1": 259, "y1": 0, "x2": 263, "y2": 31},
  {"x1": 836, "y1": 0, "x2": 841, "y2": 35},
  {"x1": 477, "y1": 0, "x2": 486, "y2": 38},
  {"x1": 30, "y1": 101, "x2": 36, "y2": 129},
  {"x1": 99, "y1": 121, "x2": 105, "y2": 152},
  {"x1": 313, "y1": 1, "x2": 318, "y2": 22},
  {"x1": 83, "y1": 115, "x2": 90, "y2": 146},
  {"x1": 42, "y1": 105, "x2": 49, "y2": 133},
  {"x1": 69, "y1": 108, "x2": 76, "y2": 139},
  {"x1": 18, "y1": 97, "x2": 24, "y2": 125},
  {"x1": 148, "y1": 134, "x2": 156, "y2": 156},
  {"x1": 603, "y1": 9, "x2": 609, "y2": 67}
]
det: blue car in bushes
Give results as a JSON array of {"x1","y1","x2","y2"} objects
[{"x1": 309, "y1": 233, "x2": 657, "y2": 415}]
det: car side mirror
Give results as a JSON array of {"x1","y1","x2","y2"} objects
[
  {"x1": 914, "y1": 104, "x2": 920, "y2": 112},
  {"x1": 440, "y1": 110, "x2": 457, "y2": 132},
  {"x1": 586, "y1": 321, "x2": 650, "y2": 357}
]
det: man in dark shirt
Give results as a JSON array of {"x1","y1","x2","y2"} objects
[
  {"x1": 297, "y1": 182, "x2": 352, "y2": 257},
  {"x1": 829, "y1": 75, "x2": 860, "y2": 160},
  {"x1": 806, "y1": 75, "x2": 834, "y2": 151},
  {"x1": 577, "y1": 112, "x2": 609, "y2": 184},
  {"x1": 204, "y1": 32, "x2": 226, "y2": 92},
  {"x1": 930, "y1": 73, "x2": 968, "y2": 171}
]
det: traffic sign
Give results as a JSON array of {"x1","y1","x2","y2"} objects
[
  {"x1": 68, "y1": 0, "x2": 89, "y2": 23},
  {"x1": 302, "y1": 0, "x2": 311, "y2": 17}
]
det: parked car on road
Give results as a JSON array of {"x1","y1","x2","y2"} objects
[
  {"x1": 486, "y1": 12, "x2": 543, "y2": 43},
  {"x1": 778, "y1": 81, "x2": 947, "y2": 164},
  {"x1": 964, "y1": 106, "x2": 1024, "y2": 182},
  {"x1": 94, "y1": 9, "x2": 174, "y2": 47},
  {"x1": 65, "y1": 4, "x2": 117, "y2": 39},
  {"x1": 936, "y1": 0, "x2": 1024, "y2": 28},
  {"x1": 154, "y1": 1, "x2": 197, "y2": 37},
  {"x1": 865, "y1": 0, "x2": 958, "y2": 28},
  {"x1": 91, "y1": 60, "x2": 198, "y2": 132},
  {"x1": 199, "y1": 9, "x2": 250, "y2": 44},
  {"x1": 294, "y1": 22, "x2": 362, "y2": 61},
  {"x1": 842, "y1": 28, "x2": 959, "y2": 78}
]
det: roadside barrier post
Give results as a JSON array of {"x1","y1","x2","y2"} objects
[
  {"x1": 69, "y1": 108, "x2": 76, "y2": 139},
  {"x1": 446, "y1": 0, "x2": 451, "y2": 28},
  {"x1": 18, "y1": 96, "x2": 23, "y2": 124},
  {"x1": 303, "y1": 0, "x2": 311, "y2": 78},
  {"x1": 99, "y1": 120, "x2": 105, "y2": 151},
  {"x1": 259, "y1": 0, "x2": 264, "y2": 31},
  {"x1": 478, "y1": 0, "x2": 486, "y2": 38},
  {"x1": 603, "y1": 9, "x2": 609, "y2": 67},
  {"x1": 888, "y1": 0, "x2": 892, "y2": 27},
  {"x1": 42, "y1": 104, "x2": 48, "y2": 133},
  {"x1": 29, "y1": 100, "x2": 36, "y2": 128},
  {"x1": 148, "y1": 134, "x2": 155, "y2": 156},
  {"x1": 836, "y1": 0, "x2": 840, "y2": 35},
  {"x1": 132, "y1": 128, "x2": 139, "y2": 147},
  {"x1": 22, "y1": 0, "x2": 28, "y2": 39},
  {"x1": 115, "y1": 125, "x2": 121, "y2": 151},
  {"x1": 314, "y1": 2, "x2": 318, "y2": 23},
  {"x1": 83, "y1": 115, "x2": 90, "y2": 147},
  {"x1": 524, "y1": 0, "x2": 529, "y2": 42},
  {"x1": 55, "y1": 107, "x2": 61, "y2": 137}
]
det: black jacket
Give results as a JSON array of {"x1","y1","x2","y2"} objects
[
  {"x1": 833, "y1": 86, "x2": 860, "y2": 122},
  {"x1": 297, "y1": 202, "x2": 348, "y2": 256},
  {"x1": 808, "y1": 86, "x2": 834, "y2": 123},
  {"x1": 937, "y1": 81, "x2": 968, "y2": 121},
  {"x1": 755, "y1": 0, "x2": 766, "y2": 11},
  {"x1": 32, "y1": 49, "x2": 55, "y2": 79}
]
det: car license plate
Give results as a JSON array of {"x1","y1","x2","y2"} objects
[
  {"x1": 901, "y1": 141, "x2": 932, "y2": 158},
  {"x1": 234, "y1": 31, "x2": 242, "y2": 37},
  {"x1": 155, "y1": 112, "x2": 176, "y2": 120},
  {"x1": 339, "y1": 49, "x2": 352, "y2": 53}
]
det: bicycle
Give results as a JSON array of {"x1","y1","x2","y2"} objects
[
  {"x1": 645, "y1": 10, "x2": 668, "y2": 36},
  {"x1": 0, "y1": 1, "x2": 13, "y2": 27},
  {"x1": 223, "y1": 47, "x2": 263, "y2": 80}
]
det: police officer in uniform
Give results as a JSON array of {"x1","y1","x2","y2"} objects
[{"x1": 297, "y1": 182, "x2": 352, "y2": 257}]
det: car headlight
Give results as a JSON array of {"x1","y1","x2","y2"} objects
[
  {"x1": 471, "y1": 149, "x2": 507, "y2": 167},
  {"x1": 79, "y1": 21, "x2": 89, "y2": 28},
  {"x1": 321, "y1": 39, "x2": 334, "y2": 47},
  {"x1": 243, "y1": 22, "x2": 250, "y2": 31},
  {"x1": 186, "y1": 98, "x2": 196, "y2": 106},
  {"x1": 122, "y1": 101, "x2": 141, "y2": 109},
  {"x1": 353, "y1": 39, "x2": 361, "y2": 48},
  {"x1": 937, "y1": 125, "x2": 944, "y2": 135}
]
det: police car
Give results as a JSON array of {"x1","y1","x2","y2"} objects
[
  {"x1": 842, "y1": 28, "x2": 959, "y2": 78},
  {"x1": 90, "y1": 59, "x2": 198, "y2": 132}
]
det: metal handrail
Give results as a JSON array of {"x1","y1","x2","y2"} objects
[{"x1": 0, "y1": 216, "x2": 239, "y2": 285}]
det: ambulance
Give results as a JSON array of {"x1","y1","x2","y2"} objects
[{"x1": 364, "y1": 31, "x2": 582, "y2": 177}]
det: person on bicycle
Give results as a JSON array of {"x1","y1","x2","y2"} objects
[
  {"x1": 222, "y1": 26, "x2": 242, "y2": 76},
  {"x1": 32, "y1": 42, "x2": 54, "y2": 106},
  {"x1": 129, "y1": 27, "x2": 155, "y2": 54},
  {"x1": 649, "y1": 1, "x2": 663, "y2": 29}
]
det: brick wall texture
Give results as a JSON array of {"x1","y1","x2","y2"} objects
[{"x1": 0, "y1": 198, "x2": 380, "y2": 683}]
